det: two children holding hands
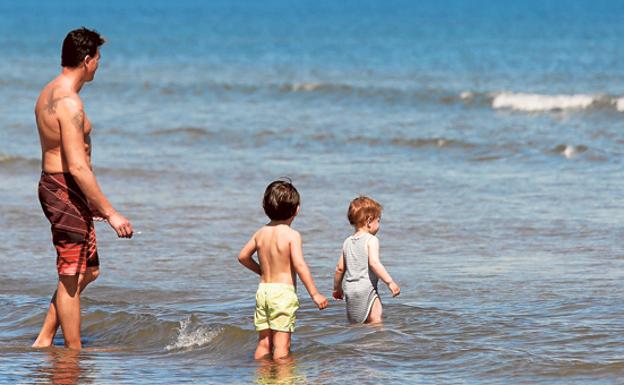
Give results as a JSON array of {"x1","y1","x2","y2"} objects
[{"x1": 238, "y1": 180, "x2": 400, "y2": 360}]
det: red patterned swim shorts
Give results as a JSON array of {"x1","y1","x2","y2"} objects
[{"x1": 38, "y1": 172, "x2": 99, "y2": 276}]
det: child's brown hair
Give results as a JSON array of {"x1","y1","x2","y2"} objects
[
  {"x1": 263, "y1": 179, "x2": 300, "y2": 220},
  {"x1": 347, "y1": 196, "x2": 382, "y2": 228}
]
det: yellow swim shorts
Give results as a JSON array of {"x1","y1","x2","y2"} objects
[{"x1": 254, "y1": 283, "x2": 300, "y2": 333}]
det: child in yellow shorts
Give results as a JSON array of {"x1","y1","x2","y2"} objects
[{"x1": 238, "y1": 179, "x2": 328, "y2": 360}]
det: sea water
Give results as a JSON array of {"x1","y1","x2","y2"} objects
[{"x1": 1, "y1": 1, "x2": 623, "y2": 384}]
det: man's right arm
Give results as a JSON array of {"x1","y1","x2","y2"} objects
[{"x1": 57, "y1": 98, "x2": 133, "y2": 238}]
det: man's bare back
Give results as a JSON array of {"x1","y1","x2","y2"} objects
[{"x1": 35, "y1": 80, "x2": 93, "y2": 174}]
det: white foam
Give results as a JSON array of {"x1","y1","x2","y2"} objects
[
  {"x1": 459, "y1": 91, "x2": 473, "y2": 99},
  {"x1": 616, "y1": 97, "x2": 624, "y2": 112},
  {"x1": 492, "y1": 93, "x2": 595, "y2": 111},
  {"x1": 165, "y1": 317, "x2": 220, "y2": 351},
  {"x1": 290, "y1": 82, "x2": 322, "y2": 92},
  {"x1": 562, "y1": 145, "x2": 575, "y2": 159}
]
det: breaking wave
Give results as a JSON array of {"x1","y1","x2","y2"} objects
[
  {"x1": 165, "y1": 316, "x2": 222, "y2": 351},
  {"x1": 90, "y1": 77, "x2": 624, "y2": 114},
  {"x1": 491, "y1": 92, "x2": 613, "y2": 112}
]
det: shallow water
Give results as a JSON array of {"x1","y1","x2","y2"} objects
[{"x1": 1, "y1": 1, "x2": 624, "y2": 384}]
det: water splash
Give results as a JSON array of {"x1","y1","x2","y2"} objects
[{"x1": 165, "y1": 316, "x2": 221, "y2": 351}]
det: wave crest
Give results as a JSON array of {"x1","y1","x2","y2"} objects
[
  {"x1": 551, "y1": 144, "x2": 589, "y2": 159},
  {"x1": 150, "y1": 127, "x2": 213, "y2": 137},
  {"x1": 0, "y1": 153, "x2": 39, "y2": 167},
  {"x1": 492, "y1": 93, "x2": 596, "y2": 111},
  {"x1": 287, "y1": 82, "x2": 324, "y2": 92}
]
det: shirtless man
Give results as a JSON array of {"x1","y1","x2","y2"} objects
[
  {"x1": 238, "y1": 179, "x2": 327, "y2": 360},
  {"x1": 33, "y1": 27, "x2": 133, "y2": 350}
]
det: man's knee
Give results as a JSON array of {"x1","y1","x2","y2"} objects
[
  {"x1": 88, "y1": 268, "x2": 100, "y2": 282},
  {"x1": 80, "y1": 268, "x2": 100, "y2": 288}
]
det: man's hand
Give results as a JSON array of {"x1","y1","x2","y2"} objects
[
  {"x1": 312, "y1": 293, "x2": 328, "y2": 310},
  {"x1": 106, "y1": 211, "x2": 133, "y2": 238},
  {"x1": 332, "y1": 288, "x2": 344, "y2": 300}
]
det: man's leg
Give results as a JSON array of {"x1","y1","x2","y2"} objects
[
  {"x1": 32, "y1": 268, "x2": 99, "y2": 348},
  {"x1": 32, "y1": 291, "x2": 59, "y2": 348},
  {"x1": 55, "y1": 274, "x2": 82, "y2": 349},
  {"x1": 272, "y1": 331, "x2": 292, "y2": 360}
]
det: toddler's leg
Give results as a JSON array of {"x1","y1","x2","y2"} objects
[
  {"x1": 254, "y1": 329, "x2": 273, "y2": 360},
  {"x1": 365, "y1": 298, "x2": 383, "y2": 324},
  {"x1": 272, "y1": 331, "x2": 292, "y2": 360}
]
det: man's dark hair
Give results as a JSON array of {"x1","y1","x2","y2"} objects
[
  {"x1": 263, "y1": 179, "x2": 300, "y2": 221},
  {"x1": 61, "y1": 27, "x2": 105, "y2": 68}
]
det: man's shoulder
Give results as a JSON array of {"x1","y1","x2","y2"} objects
[
  {"x1": 39, "y1": 82, "x2": 83, "y2": 113},
  {"x1": 52, "y1": 89, "x2": 82, "y2": 110}
]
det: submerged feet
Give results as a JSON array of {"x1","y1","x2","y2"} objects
[{"x1": 32, "y1": 336, "x2": 54, "y2": 348}]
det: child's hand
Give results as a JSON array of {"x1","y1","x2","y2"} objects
[
  {"x1": 332, "y1": 288, "x2": 344, "y2": 300},
  {"x1": 312, "y1": 293, "x2": 328, "y2": 310},
  {"x1": 388, "y1": 281, "x2": 400, "y2": 297}
]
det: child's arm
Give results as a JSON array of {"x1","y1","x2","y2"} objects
[
  {"x1": 368, "y1": 236, "x2": 400, "y2": 297},
  {"x1": 237, "y1": 234, "x2": 261, "y2": 276},
  {"x1": 290, "y1": 231, "x2": 328, "y2": 309},
  {"x1": 332, "y1": 251, "x2": 345, "y2": 300}
]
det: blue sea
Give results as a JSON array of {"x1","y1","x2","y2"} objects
[{"x1": 1, "y1": 1, "x2": 623, "y2": 384}]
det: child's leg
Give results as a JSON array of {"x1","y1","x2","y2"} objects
[
  {"x1": 254, "y1": 329, "x2": 273, "y2": 360},
  {"x1": 365, "y1": 298, "x2": 383, "y2": 324},
  {"x1": 272, "y1": 331, "x2": 292, "y2": 360}
]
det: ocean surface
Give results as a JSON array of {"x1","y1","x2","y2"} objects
[{"x1": 1, "y1": 1, "x2": 624, "y2": 384}]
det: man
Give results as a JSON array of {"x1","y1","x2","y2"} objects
[{"x1": 33, "y1": 27, "x2": 133, "y2": 350}]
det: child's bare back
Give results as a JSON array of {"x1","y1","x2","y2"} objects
[{"x1": 254, "y1": 224, "x2": 298, "y2": 285}]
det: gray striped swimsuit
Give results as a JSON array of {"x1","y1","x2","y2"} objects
[{"x1": 342, "y1": 233, "x2": 379, "y2": 323}]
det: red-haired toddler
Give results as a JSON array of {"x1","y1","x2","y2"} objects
[{"x1": 332, "y1": 196, "x2": 400, "y2": 323}]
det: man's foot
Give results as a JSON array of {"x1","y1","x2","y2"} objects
[{"x1": 32, "y1": 336, "x2": 54, "y2": 348}]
